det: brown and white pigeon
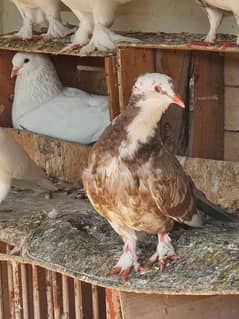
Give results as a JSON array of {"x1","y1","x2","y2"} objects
[
  {"x1": 0, "y1": 128, "x2": 56, "y2": 204},
  {"x1": 60, "y1": 0, "x2": 137, "y2": 54},
  {"x1": 9, "y1": 0, "x2": 71, "y2": 39},
  {"x1": 196, "y1": 0, "x2": 239, "y2": 45},
  {"x1": 83, "y1": 73, "x2": 234, "y2": 280}
]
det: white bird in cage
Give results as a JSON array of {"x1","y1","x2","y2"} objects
[
  {"x1": 11, "y1": 52, "x2": 110, "y2": 144},
  {"x1": 9, "y1": 0, "x2": 71, "y2": 39},
  {"x1": 196, "y1": 0, "x2": 239, "y2": 45},
  {"x1": 60, "y1": 0, "x2": 137, "y2": 54},
  {"x1": 0, "y1": 129, "x2": 56, "y2": 204}
]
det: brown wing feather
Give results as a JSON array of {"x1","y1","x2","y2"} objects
[{"x1": 148, "y1": 147, "x2": 197, "y2": 222}]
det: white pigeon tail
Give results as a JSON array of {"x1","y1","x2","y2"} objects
[
  {"x1": 196, "y1": 0, "x2": 239, "y2": 44},
  {"x1": 11, "y1": 52, "x2": 110, "y2": 144},
  {"x1": 0, "y1": 129, "x2": 56, "y2": 204},
  {"x1": 10, "y1": 0, "x2": 71, "y2": 39},
  {"x1": 60, "y1": 0, "x2": 137, "y2": 54}
]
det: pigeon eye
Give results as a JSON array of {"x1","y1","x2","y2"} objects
[
  {"x1": 154, "y1": 85, "x2": 162, "y2": 93},
  {"x1": 24, "y1": 58, "x2": 30, "y2": 64}
]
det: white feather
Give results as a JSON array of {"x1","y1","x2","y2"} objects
[
  {"x1": 10, "y1": 0, "x2": 71, "y2": 39},
  {"x1": 12, "y1": 53, "x2": 110, "y2": 144}
]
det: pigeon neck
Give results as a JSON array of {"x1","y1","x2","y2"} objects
[
  {"x1": 12, "y1": 63, "x2": 63, "y2": 124},
  {"x1": 119, "y1": 97, "x2": 170, "y2": 159}
]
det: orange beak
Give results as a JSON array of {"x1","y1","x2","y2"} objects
[
  {"x1": 10, "y1": 67, "x2": 19, "y2": 79},
  {"x1": 172, "y1": 94, "x2": 185, "y2": 108}
]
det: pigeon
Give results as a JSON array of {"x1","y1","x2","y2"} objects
[
  {"x1": 0, "y1": 128, "x2": 56, "y2": 204},
  {"x1": 9, "y1": 0, "x2": 71, "y2": 39},
  {"x1": 60, "y1": 0, "x2": 137, "y2": 54},
  {"x1": 11, "y1": 52, "x2": 110, "y2": 144},
  {"x1": 196, "y1": 0, "x2": 239, "y2": 45},
  {"x1": 83, "y1": 73, "x2": 235, "y2": 280}
]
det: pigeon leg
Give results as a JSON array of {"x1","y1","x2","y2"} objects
[
  {"x1": 11, "y1": 18, "x2": 33, "y2": 40},
  {"x1": 235, "y1": 15, "x2": 239, "y2": 45},
  {"x1": 80, "y1": 23, "x2": 139, "y2": 55},
  {"x1": 204, "y1": 7, "x2": 223, "y2": 43},
  {"x1": 108, "y1": 220, "x2": 143, "y2": 281},
  {"x1": 59, "y1": 12, "x2": 93, "y2": 53},
  {"x1": 148, "y1": 233, "x2": 178, "y2": 271},
  {"x1": 44, "y1": 16, "x2": 73, "y2": 38}
]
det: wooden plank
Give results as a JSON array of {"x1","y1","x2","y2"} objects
[
  {"x1": 225, "y1": 87, "x2": 239, "y2": 131},
  {"x1": 191, "y1": 52, "x2": 224, "y2": 160},
  {"x1": 0, "y1": 50, "x2": 14, "y2": 127},
  {"x1": 105, "y1": 56, "x2": 120, "y2": 120},
  {"x1": 224, "y1": 54, "x2": 239, "y2": 86},
  {"x1": 120, "y1": 293, "x2": 239, "y2": 319},
  {"x1": 117, "y1": 48, "x2": 155, "y2": 110},
  {"x1": 4, "y1": 128, "x2": 91, "y2": 184},
  {"x1": 106, "y1": 289, "x2": 122, "y2": 319},
  {"x1": 155, "y1": 50, "x2": 191, "y2": 154},
  {"x1": 224, "y1": 132, "x2": 239, "y2": 161}
]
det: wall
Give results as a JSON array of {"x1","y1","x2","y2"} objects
[{"x1": 0, "y1": 0, "x2": 237, "y2": 35}]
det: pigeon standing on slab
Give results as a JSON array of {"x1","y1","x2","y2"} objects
[
  {"x1": 0, "y1": 128, "x2": 56, "y2": 204},
  {"x1": 83, "y1": 73, "x2": 235, "y2": 280},
  {"x1": 9, "y1": 0, "x2": 71, "y2": 39},
  {"x1": 196, "y1": 0, "x2": 239, "y2": 45},
  {"x1": 60, "y1": 0, "x2": 137, "y2": 54},
  {"x1": 11, "y1": 52, "x2": 109, "y2": 144}
]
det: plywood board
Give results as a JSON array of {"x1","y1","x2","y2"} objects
[
  {"x1": 191, "y1": 52, "x2": 224, "y2": 160},
  {"x1": 224, "y1": 54, "x2": 239, "y2": 86}
]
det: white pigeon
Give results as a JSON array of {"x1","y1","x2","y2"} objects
[
  {"x1": 60, "y1": 0, "x2": 136, "y2": 54},
  {"x1": 11, "y1": 52, "x2": 110, "y2": 144},
  {"x1": 196, "y1": 0, "x2": 239, "y2": 44},
  {"x1": 0, "y1": 128, "x2": 56, "y2": 204},
  {"x1": 10, "y1": 0, "x2": 71, "y2": 39}
]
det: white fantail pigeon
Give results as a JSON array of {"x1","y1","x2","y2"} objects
[
  {"x1": 9, "y1": 0, "x2": 71, "y2": 39},
  {"x1": 60, "y1": 0, "x2": 137, "y2": 54},
  {"x1": 196, "y1": 0, "x2": 239, "y2": 45},
  {"x1": 0, "y1": 128, "x2": 56, "y2": 204},
  {"x1": 11, "y1": 52, "x2": 110, "y2": 144},
  {"x1": 83, "y1": 73, "x2": 235, "y2": 280}
]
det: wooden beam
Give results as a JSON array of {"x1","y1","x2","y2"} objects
[
  {"x1": 105, "y1": 56, "x2": 120, "y2": 121},
  {"x1": 0, "y1": 50, "x2": 14, "y2": 127},
  {"x1": 117, "y1": 48, "x2": 155, "y2": 110},
  {"x1": 190, "y1": 52, "x2": 224, "y2": 159},
  {"x1": 155, "y1": 50, "x2": 191, "y2": 154}
]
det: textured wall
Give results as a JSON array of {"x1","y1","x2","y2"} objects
[{"x1": 0, "y1": 0, "x2": 237, "y2": 35}]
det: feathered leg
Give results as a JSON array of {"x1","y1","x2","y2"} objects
[
  {"x1": 205, "y1": 7, "x2": 223, "y2": 43},
  {"x1": 13, "y1": 16, "x2": 33, "y2": 40},
  {"x1": 148, "y1": 233, "x2": 178, "y2": 272},
  {"x1": 79, "y1": 0, "x2": 139, "y2": 54},
  {"x1": 108, "y1": 219, "x2": 144, "y2": 281}
]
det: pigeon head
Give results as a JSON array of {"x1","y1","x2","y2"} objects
[
  {"x1": 132, "y1": 73, "x2": 185, "y2": 109},
  {"x1": 11, "y1": 53, "x2": 50, "y2": 78}
]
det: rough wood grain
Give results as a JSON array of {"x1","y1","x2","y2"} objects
[
  {"x1": 191, "y1": 52, "x2": 224, "y2": 160},
  {"x1": 4, "y1": 128, "x2": 91, "y2": 184}
]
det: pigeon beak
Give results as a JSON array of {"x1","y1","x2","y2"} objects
[
  {"x1": 172, "y1": 94, "x2": 185, "y2": 108},
  {"x1": 10, "y1": 67, "x2": 19, "y2": 79}
]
